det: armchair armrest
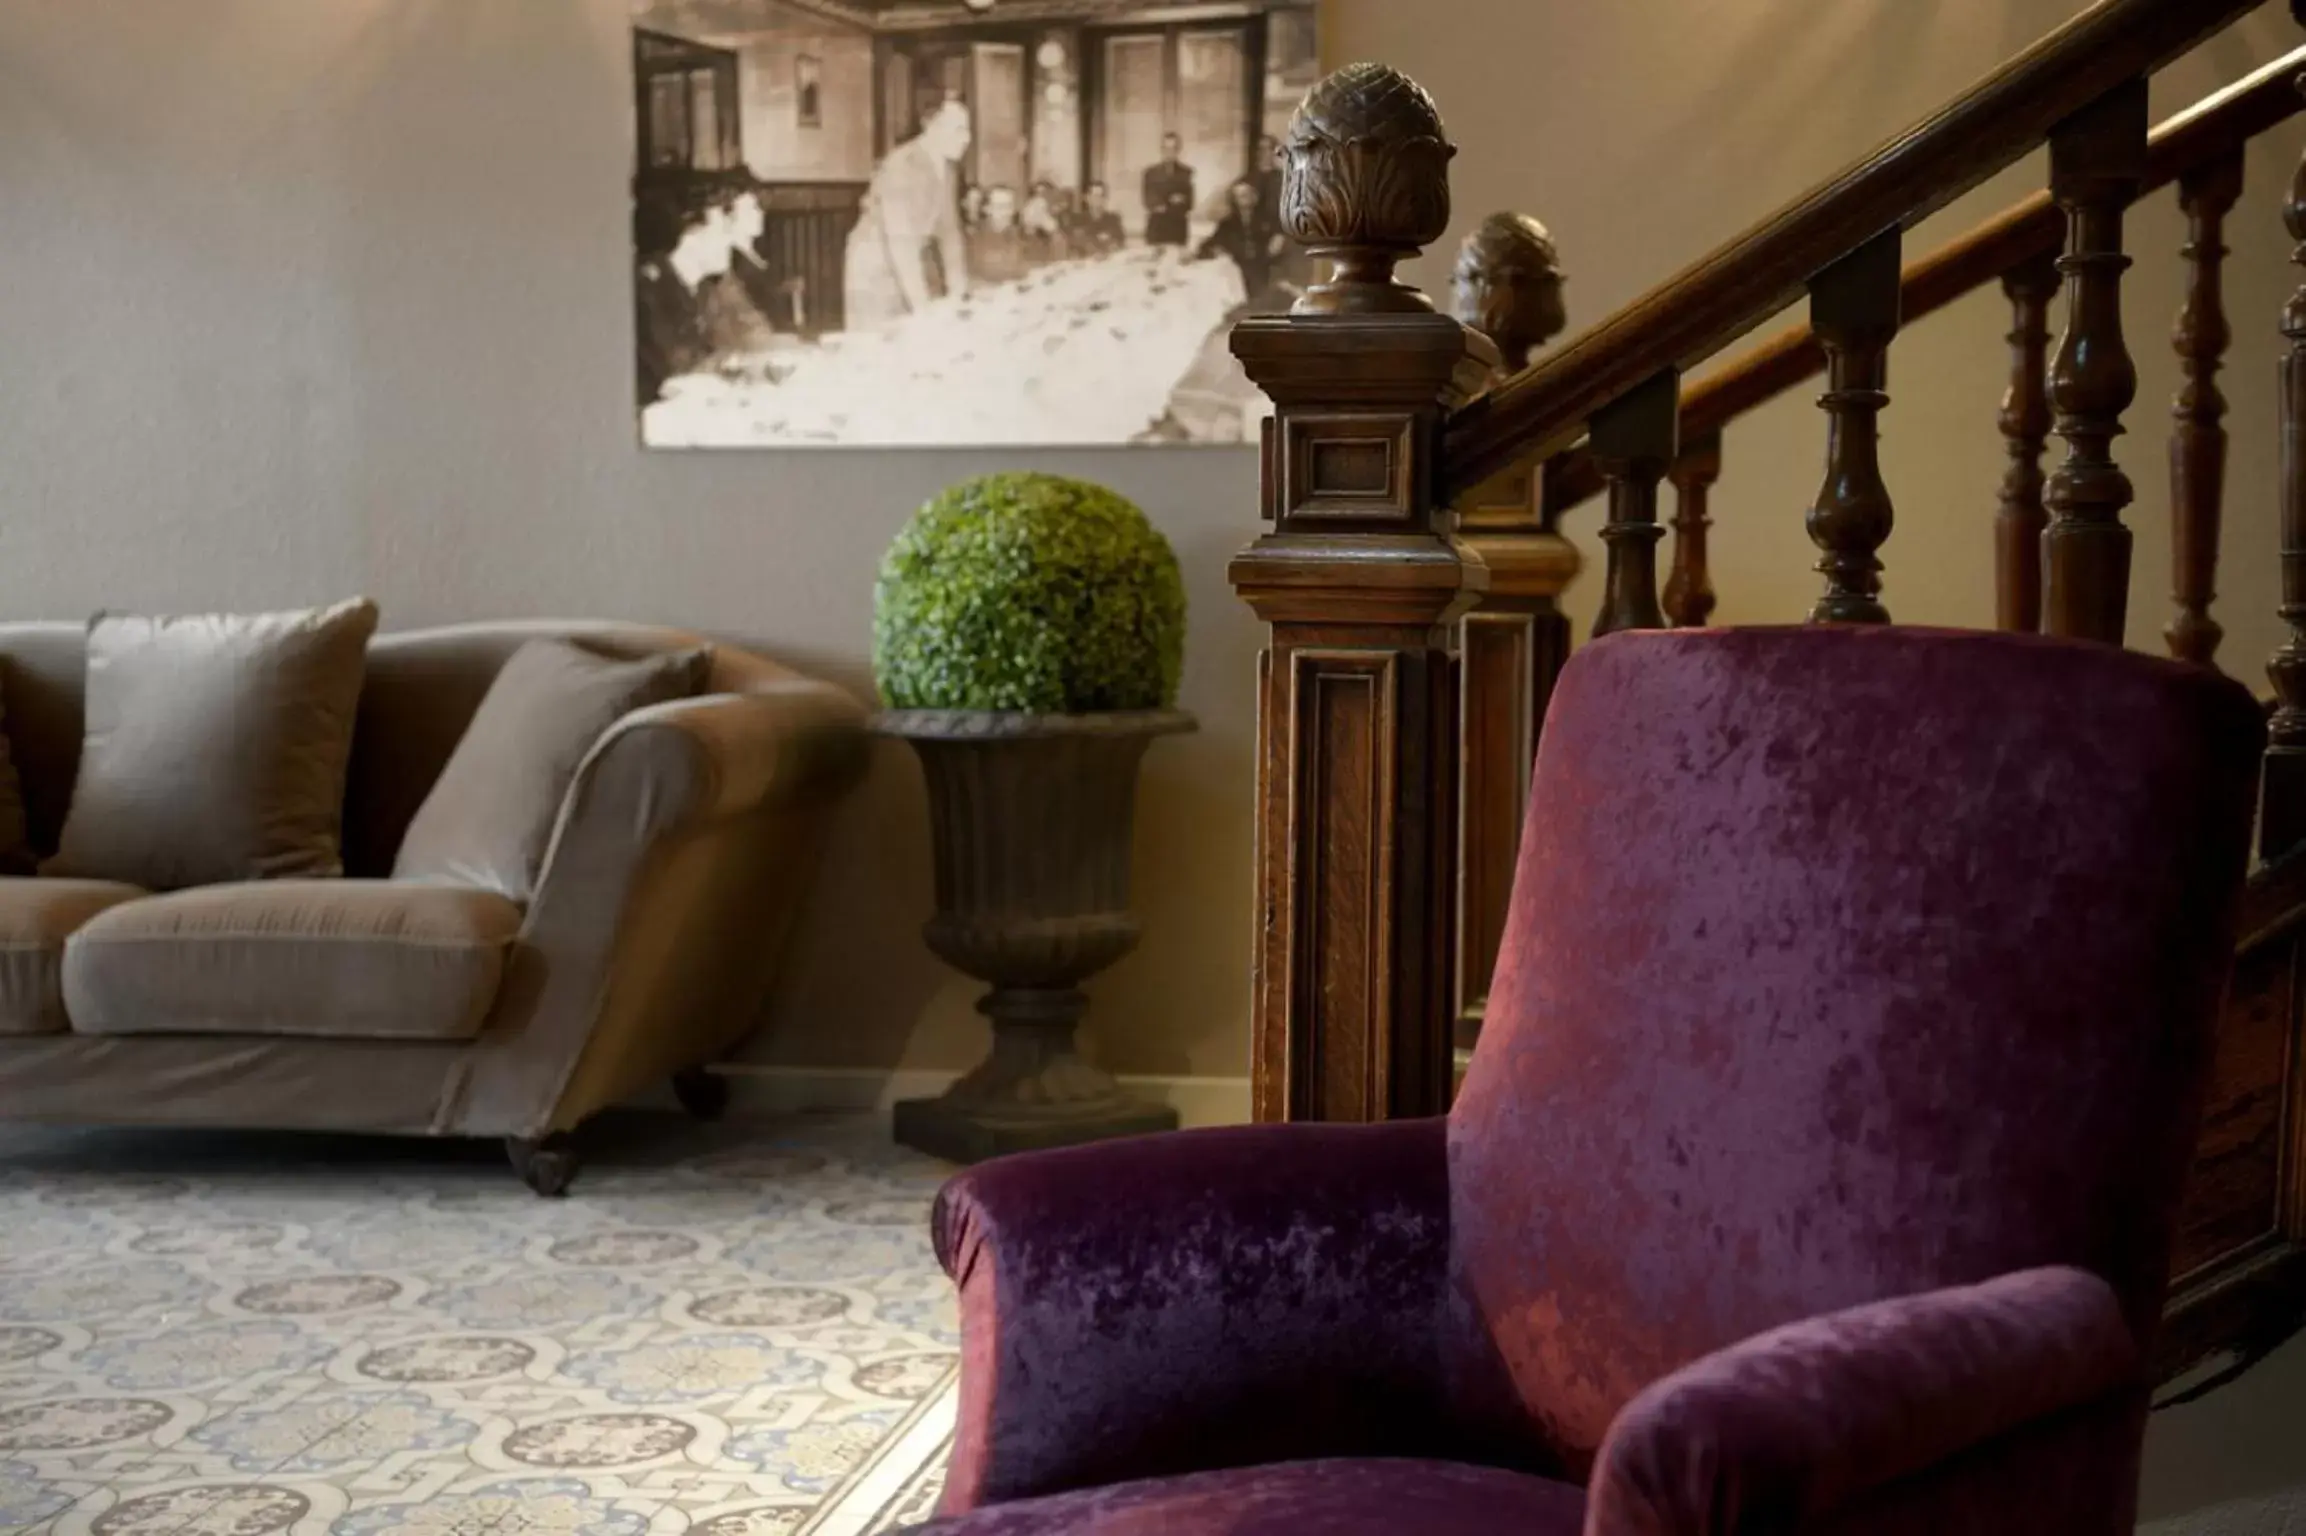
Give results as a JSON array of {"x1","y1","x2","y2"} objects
[
  {"x1": 932, "y1": 1118, "x2": 1457, "y2": 1513},
  {"x1": 1585, "y1": 1266, "x2": 2141, "y2": 1535}
]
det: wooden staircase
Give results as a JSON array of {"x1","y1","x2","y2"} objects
[{"x1": 1232, "y1": 0, "x2": 2306, "y2": 1390}]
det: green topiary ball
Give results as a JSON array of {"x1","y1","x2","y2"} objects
[{"x1": 873, "y1": 472, "x2": 1187, "y2": 713}]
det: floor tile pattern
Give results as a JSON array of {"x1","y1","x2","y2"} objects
[{"x1": 0, "y1": 1115, "x2": 957, "y2": 1535}]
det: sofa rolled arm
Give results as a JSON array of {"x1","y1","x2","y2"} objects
[
  {"x1": 933, "y1": 1118, "x2": 1459, "y2": 1514},
  {"x1": 586, "y1": 679, "x2": 871, "y2": 829},
  {"x1": 452, "y1": 677, "x2": 867, "y2": 1137},
  {"x1": 1584, "y1": 1266, "x2": 2141, "y2": 1535}
]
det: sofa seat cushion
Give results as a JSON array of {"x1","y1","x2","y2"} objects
[
  {"x1": 62, "y1": 881, "x2": 523, "y2": 1042},
  {"x1": 0, "y1": 879, "x2": 148, "y2": 1036},
  {"x1": 911, "y1": 1460, "x2": 1585, "y2": 1536}
]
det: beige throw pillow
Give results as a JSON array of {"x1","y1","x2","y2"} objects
[
  {"x1": 46, "y1": 599, "x2": 380, "y2": 889},
  {"x1": 392, "y1": 638, "x2": 711, "y2": 901}
]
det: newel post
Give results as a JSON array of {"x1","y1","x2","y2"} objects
[
  {"x1": 1449, "y1": 212, "x2": 1578, "y2": 1059},
  {"x1": 1232, "y1": 63, "x2": 1492, "y2": 1123}
]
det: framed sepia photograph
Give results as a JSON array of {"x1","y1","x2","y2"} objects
[{"x1": 630, "y1": 0, "x2": 1324, "y2": 449}]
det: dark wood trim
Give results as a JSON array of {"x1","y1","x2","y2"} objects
[
  {"x1": 2268, "y1": 69, "x2": 2306, "y2": 862},
  {"x1": 2041, "y1": 79, "x2": 2149, "y2": 645},
  {"x1": 1232, "y1": 300, "x2": 1496, "y2": 1121},
  {"x1": 1804, "y1": 229, "x2": 1901, "y2": 625},
  {"x1": 1997, "y1": 254, "x2": 2062, "y2": 633},
  {"x1": 1589, "y1": 370, "x2": 1678, "y2": 638},
  {"x1": 1539, "y1": 44, "x2": 2306, "y2": 523},
  {"x1": 2167, "y1": 149, "x2": 2243, "y2": 666},
  {"x1": 1664, "y1": 434, "x2": 1722, "y2": 628}
]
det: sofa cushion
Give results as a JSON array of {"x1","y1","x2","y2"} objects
[
  {"x1": 62, "y1": 881, "x2": 522, "y2": 1042},
  {"x1": 392, "y1": 637, "x2": 710, "y2": 900},
  {"x1": 0, "y1": 879, "x2": 147, "y2": 1036},
  {"x1": 911, "y1": 1459, "x2": 1585, "y2": 1536},
  {"x1": 45, "y1": 599, "x2": 380, "y2": 889}
]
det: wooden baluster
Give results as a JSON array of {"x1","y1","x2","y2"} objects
[
  {"x1": 2168, "y1": 150, "x2": 2244, "y2": 668},
  {"x1": 1449, "y1": 212, "x2": 1578, "y2": 1066},
  {"x1": 2268, "y1": 103, "x2": 2306, "y2": 861},
  {"x1": 1805, "y1": 229, "x2": 1901, "y2": 624},
  {"x1": 1232, "y1": 63, "x2": 1483, "y2": 1123},
  {"x1": 2043, "y1": 80, "x2": 2150, "y2": 644},
  {"x1": 1664, "y1": 434, "x2": 1722, "y2": 628},
  {"x1": 1996, "y1": 254, "x2": 2061, "y2": 632},
  {"x1": 1589, "y1": 369, "x2": 1678, "y2": 637}
]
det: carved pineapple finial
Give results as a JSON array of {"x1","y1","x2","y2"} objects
[{"x1": 1282, "y1": 62, "x2": 1457, "y2": 316}]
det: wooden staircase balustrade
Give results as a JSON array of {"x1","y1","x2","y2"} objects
[
  {"x1": 1664, "y1": 435, "x2": 1722, "y2": 629},
  {"x1": 1441, "y1": 0, "x2": 2261, "y2": 503},
  {"x1": 1588, "y1": 370, "x2": 1679, "y2": 638},
  {"x1": 2042, "y1": 81, "x2": 2151, "y2": 645},
  {"x1": 1235, "y1": 0, "x2": 2306, "y2": 1388},
  {"x1": 1805, "y1": 229, "x2": 1903, "y2": 625},
  {"x1": 1539, "y1": 44, "x2": 2306, "y2": 536},
  {"x1": 2168, "y1": 152, "x2": 2245, "y2": 667},
  {"x1": 1997, "y1": 253, "x2": 2063, "y2": 633}
]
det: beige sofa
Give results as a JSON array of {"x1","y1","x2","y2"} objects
[{"x1": 0, "y1": 620, "x2": 868, "y2": 1193}]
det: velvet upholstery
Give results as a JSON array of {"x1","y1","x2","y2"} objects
[
  {"x1": 1583, "y1": 1266, "x2": 2137, "y2": 1532},
  {"x1": 919, "y1": 627, "x2": 2264, "y2": 1536},
  {"x1": 911, "y1": 1458, "x2": 1586, "y2": 1535}
]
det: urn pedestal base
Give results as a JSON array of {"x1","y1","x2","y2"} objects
[
  {"x1": 892, "y1": 986, "x2": 1179, "y2": 1164},
  {"x1": 894, "y1": 1092, "x2": 1180, "y2": 1164},
  {"x1": 876, "y1": 709, "x2": 1196, "y2": 1165}
]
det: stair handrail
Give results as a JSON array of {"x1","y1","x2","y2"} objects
[
  {"x1": 1441, "y1": 0, "x2": 2267, "y2": 505},
  {"x1": 1537, "y1": 42, "x2": 2306, "y2": 517}
]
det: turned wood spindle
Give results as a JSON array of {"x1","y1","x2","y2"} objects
[
  {"x1": 1589, "y1": 369, "x2": 1678, "y2": 638},
  {"x1": 1232, "y1": 62, "x2": 1487, "y2": 1123},
  {"x1": 1664, "y1": 433, "x2": 1722, "y2": 628},
  {"x1": 2043, "y1": 80, "x2": 2150, "y2": 645},
  {"x1": 1806, "y1": 229, "x2": 1902, "y2": 624},
  {"x1": 2167, "y1": 150, "x2": 2244, "y2": 668},
  {"x1": 1996, "y1": 253, "x2": 2061, "y2": 633},
  {"x1": 2267, "y1": 102, "x2": 2306, "y2": 860},
  {"x1": 1449, "y1": 212, "x2": 1575, "y2": 1062}
]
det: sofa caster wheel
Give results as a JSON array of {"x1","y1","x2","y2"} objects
[
  {"x1": 672, "y1": 1066, "x2": 731, "y2": 1122},
  {"x1": 507, "y1": 1134, "x2": 579, "y2": 1197}
]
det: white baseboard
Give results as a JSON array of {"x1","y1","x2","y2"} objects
[{"x1": 706, "y1": 1064, "x2": 1253, "y2": 1130}]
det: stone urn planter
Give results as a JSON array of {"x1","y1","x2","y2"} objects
[
  {"x1": 877, "y1": 709, "x2": 1195, "y2": 1162},
  {"x1": 871, "y1": 470, "x2": 1193, "y2": 1164}
]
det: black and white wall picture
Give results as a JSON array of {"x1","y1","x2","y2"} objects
[{"x1": 631, "y1": 0, "x2": 1324, "y2": 448}]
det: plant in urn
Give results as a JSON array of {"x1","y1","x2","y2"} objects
[{"x1": 872, "y1": 473, "x2": 1193, "y2": 1162}]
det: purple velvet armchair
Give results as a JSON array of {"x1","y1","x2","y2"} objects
[{"x1": 913, "y1": 627, "x2": 2265, "y2": 1536}]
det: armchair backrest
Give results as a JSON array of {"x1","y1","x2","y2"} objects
[{"x1": 1448, "y1": 626, "x2": 2263, "y2": 1472}]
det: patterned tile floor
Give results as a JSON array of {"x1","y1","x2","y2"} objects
[{"x1": 0, "y1": 1113, "x2": 958, "y2": 1536}]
